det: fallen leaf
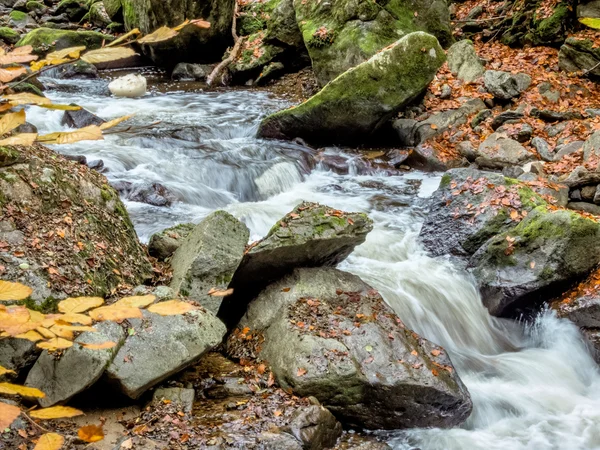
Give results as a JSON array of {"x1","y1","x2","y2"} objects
[
  {"x1": 0, "y1": 133, "x2": 37, "y2": 146},
  {"x1": 30, "y1": 406, "x2": 83, "y2": 420},
  {"x1": 0, "y1": 280, "x2": 32, "y2": 301},
  {"x1": 0, "y1": 109, "x2": 26, "y2": 136},
  {"x1": 58, "y1": 297, "x2": 104, "y2": 314},
  {"x1": 296, "y1": 368, "x2": 307, "y2": 377},
  {"x1": 88, "y1": 306, "x2": 142, "y2": 322},
  {"x1": 80, "y1": 341, "x2": 117, "y2": 350},
  {"x1": 0, "y1": 382, "x2": 45, "y2": 398},
  {"x1": 115, "y1": 295, "x2": 155, "y2": 308},
  {"x1": 78, "y1": 424, "x2": 104, "y2": 443},
  {"x1": 34, "y1": 433, "x2": 64, "y2": 450},
  {"x1": 207, "y1": 288, "x2": 234, "y2": 297},
  {"x1": 37, "y1": 338, "x2": 73, "y2": 351},
  {"x1": 81, "y1": 47, "x2": 136, "y2": 64},
  {"x1": 147, "y1": 300, "x2": 197, "y2": 316},
  {"x1": 0, "y1": 365, "x2": 16, "y2": 377},
  {"x1": 430, "y1": 349, "x2": 441, "y2": 357},
  {"x1": 0, "y1": 401, "x2": 20, "y2": 430}
]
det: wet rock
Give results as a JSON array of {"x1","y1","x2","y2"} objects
[
  {"x1": 0, "y1": 338, "x2": 38, "y2": 376},
  {"x1": 105, "y1": 308, "x2": 226, "y2": 399},
  {"x1": 229, "y1": 268, "x2": 472, "y2": 430},
  {"x1": 531, "y1": 137, "x2": 555, "y2": 162},
  {"x1": 43, "y1": 59, "x2": 98, "y2": 79},
  {"x1": 171, "y1": 63, "x2": 212, "y2": 81},
  {"x1": 61, "y1": 107, "x2": 105, "y2": 128},
  {"x1": 128, "y1": 182, "x2": 177, "y2": 207},
  {"x1": 25, "y1": 321, "x2": 126, "y2": 407},
  {"x1": 284, "y1": 405, "x2": 342, "y2": 450},
  {"x1": 63, "y1": 154, "x2": 86, "y2": 165},
  {"x1": 148, "y1": 222, "x2": 195, "y2": 261},
  {"x1": 16, "y1": 27, "x2": 113, "y2": 54},
  {"x1": 219, "y1": 202, "x2": 372, "y2": 328},
  {"x1": 258, "y1": 32, "x2": 446, "y2": 145},
  {"x1": 109, "y1": 73, "x2": 147, "y2": 98},
  {"x1": 152, "y1": 387, "x2": 195, "y2": 413},
  {"x1": 559, "y1": 37, "x2": 600, "y2": 78},
  {"x1": 484, "y1": 70, "x2": 530, "y2": 100},
  {"x1": 475, "y1": 133, "x2": 535, "y2": 168},
  {"x1": 87, "y1": 159, "x2": 105, "y2": 172},
  {"x1": 170, "y1": 211, "x2": 249, "y2": 314},
  {"x1": 15, "y1": 122, "x2": 38, "y2": 134},
  {"x1": 447, "y1": 39, "x2": 485, "y2": 82}
]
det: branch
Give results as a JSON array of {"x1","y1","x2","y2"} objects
[
  {"x1": 583, "y1": 60, "x2": 600, "y2": 76},
  {"x1": 207, "y1": 1, "x2": 242, "y2": 87}
]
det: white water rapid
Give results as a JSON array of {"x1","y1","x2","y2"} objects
[{"x1": 27, "y1": 74, "x2": 600, "y2": 450}]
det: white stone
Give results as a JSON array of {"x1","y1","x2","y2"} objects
[{"x1": 108, "y1": 74, "x2": 147, "y2": 98}]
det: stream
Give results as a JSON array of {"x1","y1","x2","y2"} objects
[{"x1": 26, "y1": 73, "x2": 600, "y2": 450}]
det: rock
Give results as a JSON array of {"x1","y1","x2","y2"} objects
[
  {"x1": 108, "y1": 74, "x2": 147, "y2": 98},
  {"x1": 257, "y1": 32, "x2": 446, "y2": 145},
  {"x1": 531, "y1": 137, "x2": 555, "y2": 162},
  {"x1": 148, "y1": 223, "x2": 195, "y2": 261},
  {"x1": 55, "y1": 0, "x2": 88, "y2": 21},
  {"x1": 0, "y1": 26, "x2": 20, "y2": 44},
  {"x1": 440, "y1": 83, "x2": 452, "y2": 99},
  {"x1": 61, "y1": 107, "x2": 105, "y2": 128},
  {"x1": 538, "y1": 82, "x2": 561, "y2": 103},
  {"x1": 257, "y1": 432, "x2": 303, "y2": 450},
  {"x1": 16, "y1": 27, "x2": 113, "y2": 54},
  {"x1": 119, "y1": 0, "x2": 235, "y2": 67},
  {"x1": 567, "y1": 201, "x2": 600, "y2": 216},
  {"x1": 578, "y1": 1, "x2": 600, "y2": 18},
  {"x1": 555, "y1": 141, "x2": 584, "y2": 160},
  {"x1": 127, "y1": 182, "x2": 176, "y2": 207},
  {"x1": 9, "y1": 9, "x2": 35, "y2": 27},
  {"x1": 491, "y1": 111, "x2": 524, "y2": 131},
  {"x1": 171, "y1": 63, "x2": 212, "y2": 81},
  {"x1": 570, "y1": 189, "x2": 582, "y2": 202},
  {"x1": 471, "y1": 109, "x2": 492, "y2": 128},
  {"x1": 561, "y1": 166, "x2": 600, "y2": 188},
  {"x1": 294, "y1": 0, "x2": 452, "y2": 86},
  {"x1": 484, "y1": 70, "x2": 530, "y2": 100},
  {"x1": 457, "y1": 141, "x2": 477, "y2": 162},
  {"x1": 0, "y1": 145, "x2": 151, "y2": 303},
  {"x1": 594, "y1": 185, "x2": 600, "y2": 205},
  {"x1": 26, "y1": 1, "x2": 46, "y2": 13},
  {"x1": 87, "y1": 159, "x2": 104, "y2": 172},
  {"x1": 285, "y1": 405, "x2": 342, "y2": 450},
  {"x1": 531, "y1": 109, "x2": 584, "y2": 123},
  {"x1": 475, "y1": 132, "x2": 535, "y2": 168},
  {"x1": 502, "y1": 2, "x2": 569, "y2": 47},
  {"x1": 228, "y1": 267, "x2": 472, "y2": 429},
  {"x1": 255, "y1": 61, "x2": 286, "y2": 85},
  {"x1": 559, "y1": 37, "x2": 600, "y2": 78},
  {"x1": 447, "y1": 39, "x2": 485, "y2": 82},
  {"x1": 152, "y1": 387, "x2": 195, "y2": 413},
  {"x1": 25, "y1": 321, "x2": 126, "y2": 407},
  {"x1": 42, "y1": 59, "x2": 99, "y2": 79},
  {"x1": 170, "y1": 211, "x2": 249, "y2": 314},
  {"x1": 105, "y1": 308, "x2": 226, "y2": 399},
  {"x1": 218, "y1": 202, "x2": 372, "y2": 327},
  {"x1": 581, "y1": 185, "x2": 597, "y2": 201},
  {"x1": 471, "y1": 206, "x2": 600, "y2": 316},
  {"x1": 583, "y1": 131, "x2": 600, "y2": 162},
  {"x1": 87, "y1": 1, "x2": 112, "y2": 27},
  {"x1": 0, "y1": 338, "x2": 38, "y2": 376}
]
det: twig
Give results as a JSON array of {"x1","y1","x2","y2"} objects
[
  {"x1": 582, "y1": 60, "x2": 600, "y2": 75},
  {"x1": 207, "y1": 1, "x2": 242, "y2": 86},
  {"x1": 21, "y1": 411, "x2": 51, "y2": 434},
  {"x1": 9, "y1": 59, "x2": 75, "y2": 89},
  {"x1": 454, "y1": 16, "x2": 507, "y2": 23}
]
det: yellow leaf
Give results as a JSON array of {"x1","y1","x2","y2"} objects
[
  {"x1": 172, "y1": 20, "x2": 190, "y2": 32},
  {"x1": 99, "y1": 114, "x2": 134, "y2": 131},
  {"x1": 35, "y1": 327, "x2": 57, "y2": 339},
  {"x1": 579, "y1": 17, "x2": 600, "y2": 30},
  {"x1": 0, "y1": 132, "x2": 37, "y2": 146},
  {"x1": 31, "y1": 58, "x2": 70, "y2": 72},
  {"x1": 0, "y1": 49, "x2": 38, "y2": 65},
  {"x1": 80, "y1": 341, "x2": 116, "y2": 350},
  {"x1": 34, "y1": 433, "x2": 64, "y2": 450},
  {"x1": 207, "y1": 288, "x2": 233, "y2": 297},
  {"x1": 36, "y1": 337, "x2": 73, "y2": 350},
  {"x1": 115, "y1": 294, "x2": 155, "y2": 308},
  {"x1": 81, "y1": 47, "x2": 136, "y2": 64},
  {"x1": 2, "y1": 92, "x2": 51, "y2": 106},
  {"x1": 0, "y1": 109, "x2": 25, "y2": 135},
  {"x1": 0, "y1": 366, "x2": 15, "y2": 377},
  {"x1": 88, "y1": 305, "x2": 143, "y2": 322},
  {"x1": 14, "y1": 329, "x2": 44, "y2": 342},
  {"x1": 45, "y1": 46, "x2": 86, "y2": 61},
  {"x1": 30, "y1": 406, "x2": 83, "y2": 420},
  {"x1": 58, "y1": 313, "x2": 92, "y2": 326},
  {"x1": 38, "y1": 104, "x2": 82, "y2": 111},
  {"x1": 78, "y1": 424, "x2": 104, "y2": 443},
  {"x1": 0, "y1": 66, "x2": 27, "y2": 83},
  {"x1": 0, "y1": 306, "x2": 38, "y2": 336},
  {"x1": 0, "y1": 280, "x2": 32, "y2": 301},
  {"x1": 47, "y1": 325, "x2": 73, "y2": 340},
  {"x1": 190, "y1": 19, "x2": 211, "y2": 29},
  {"x1": 107, "y1": 28, "x2": 141, "y2": 47},
  {"x1": 0, "y1": 401, "x2": 21, "y2": 429},
  {"x1": 37, "y1": 125, "x2": 103, "y2": 145},
  {"x1": 52, "y1": 323, "x2": 96, "y2": 333},
  {"x1": 58, "y1": 297, "x2": 104, "y2": 314},
  {"x1": 0, "y1": 382, "x2": 45, "y2": 398},
  {"x1": 137, "y1": 26, "x2": 178, "y2": 44},
  {"x1": 147, "y1": 300, "x2": 197, "y2": 316}
]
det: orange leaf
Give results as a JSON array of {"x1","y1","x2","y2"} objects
[
  {"x1": 34, "y1": 433, "x2": 64, "y2": 450},
  {"x1": 78, "y1": 424, "x2": 104, "y2": 443},
  {"x1": 296, "y1": 368, "x2": 307, "y2": 377},
  {"x1": 146, "y1": 300, "x2": 197, "y2": 316},
  {"x1": 0, "y1": 401, "x2": 20, "y2": 429},
  {"x1": 80, "y1": 341, "x2": 116, "y2": 350}
]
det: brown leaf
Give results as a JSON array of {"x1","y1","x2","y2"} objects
[
  {"x1": 296, "y1": 368, "x2": 307, "y2": 377},
  {"x1": 78, "y1": 424, "x2": 104, "y2": 443},
  {"x1": 80, "y1": 341, "x2": 116, "y2": 350},
  {"x1": 207, "y1": 288, "x2": 234, "y2": 297},
  {"x1": 0, "y1": 401, "x2": 20, "y2": 429},
  {"x1": 430, "y1": 349, "x2": 441, "y2": 357}
]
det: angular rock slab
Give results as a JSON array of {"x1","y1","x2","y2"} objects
[
  {"x1": 106, "y1": 309, "x2": 226, "y2": 399},
  {"x1": 228, "y1": 268, "x2": 472, "y2": 430},
  {"x1": 447, "y1": 39, "x2": 485, "y2": 82},
  {"x1": 25, "y1": 321, "x2": 125, "y2": 407},
  {"x1": 476, "y1": 132, "x2": 535, "y2": 168},
  {"x1": 257, "y1": 32, "x2": 446, "y2": 145},
  {"x1": 170, "y1": 211, "x2": 249, "y2": 314},
  {"x1": 148, "y1": 222, "x2": 194, "y2": 261},
  {"x1": 218, "y1": 202, "x2": 373, "y2": 327},
  {"x1": 0, "y1": 337, "x2": 38, "y2": 377}
]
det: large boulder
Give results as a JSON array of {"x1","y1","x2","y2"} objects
[
  {"x1": 25, "y1": 321, "x2": 126, "y2": 407},
  {"x1": 420, "y1": 168, "x2": 600, "y2": 316},
  {"x1": 257, "y1": 32, "x2": 446, "y2": 145},
  {"x1": 117, "y1": 0, "x2": 235, "y2": 67},
  {"x1": 170, "y1": 211, "x2": 249, "y2": 314},
  {"x1": 0, "y1": 338, "x2": 38, "y2": 377},
  {"x1": 16, "y1": 28, "x2": 113, "y2": 54},
  {"x1": 559, "y1": 37, "x2": 600, "y2": 78},
  {"x1": 475, "y1": 132, "x2": 536, "y2": 168},
  {"x1": 105, "y1": 308, "x2": 226, "y2": 399},
  {"x1": 148, "y1": 222, "x2": 195, "y2": 260},
  {"x1": 218, "y1": 202, "x2": 372, "y2": 327},
  {"x1": 446, "y1": 39, "x2": 485, "y2": 83},
  {"x1": 293, "y1": 0, "x2": 453, "y2": 86},
  {"x1": 0, "y1": 145, "x2": 152, "y2": 304},
  {"x1": 228, "y1": 268, "x2": 472, "y2": 430}
]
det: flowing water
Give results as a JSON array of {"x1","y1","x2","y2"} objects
[{"x1": 27, "y1": 74, "x2": 600, "y2": 450}]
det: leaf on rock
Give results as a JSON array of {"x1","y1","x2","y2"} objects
[
  {"x1": 0, "y1": 133, "x2": 37, "y2": 146},
  {"x1": 0, "y1": 48, "x2": 38, "y2": 65},
  {"x1": 0, "y1": 365, "x2": 15, "y2": 377},
  {"x1": 580, "y1": 17, "x2": 600, "y2": 30},
  {"x1": 3, "y1": 93, "x2": 51, "y2": 106},
  {"x1": 38, "y1": 103, "x2": 82, "y2": 111},
  {"x1": 80, "y1": 341, "x2": 116, "y2": 350},
  {"x1": 147, "y1": 300, "x2": 197, "y2": 316},
  {"x1": 115, "y1": 294, "x2": 155, "y2": 308},
  {"x1": 38, "y1": 125, "x2": 103, "y2": 145},
  {"x1": 58, "y1": 297, "x2": 104, "y2": 314},
  {"x1": 0, "y1": 306, "x2": 39, "y2": 336},
  {"x1": 59, "y1": 313, "x2": 93, "y2": 326},
  {"x1": 99, "y1": 114, "x2": 134, "y2": 131},
  {"x1": 34, "y1": 433, "x2": 64, "y2": 450},
  {"x1": 0, "y1": 66, "x2": 27, "y2": 83},
  {"x1": 78, "y1": 424, "x2": 104, "y2": 443},
  {"x1": 0, "y1": 280, "x2": 32, "y2": 301},
  {"x1": 88, "y1": 306, "x2": 143, "y2": 322},
  {"x1": 14, "y1": 330, "x2": 44, "y2": 342},
  {"x1": 0, "y1": 382, "x2": 45, "y2": 398},
  {"x1": 30, "y1": 406, "x2": 83, "y2": 420},
  {"x1": 52, "y1": 323, "x2": 97, "y2": 333},
  {"x1": 37, "y1": 337, "x2": 74, "y2": 351},
  {"x1": 81, "y1": 47, "x2": 136, "y2": 64},
  {"x1": 137, "y1": 26, "x2": 178, "y2": 44},
  {"x1": 207, "y1": 288, "x2": 233, "y2": 297},
  {"x1": 107, "y1": 28, "x2": 141, "y2": 47},
  {"x1": 46, "y1": 46, "x2": 86, "y2": 61},
  {"x1": 296, "y1": 368, "x2": 307, "y2": 377},
  {"x1": 190, "y1": 19, "x2": 211, "y2": 29},
  {"x1": 0, "y1": 401, "x2": 21, "y2": 430}
]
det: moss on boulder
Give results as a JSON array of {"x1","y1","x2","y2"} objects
[
  {"x1": 0, "y1": 27, "x2": 20, "y2": 45},
  {"x1": 257, "y1": 32, "x2": 445, "y2": 145},
  {"x1": 16, "y1": 28, "x2": 113, "y2": 55}
]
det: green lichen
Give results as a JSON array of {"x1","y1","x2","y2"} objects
[
  {"x1": 9, "y1": 11, "x2": 28, "y2": 22},
  {"x1": 530, "y1": 2, "x2": 569, "y2": 45},
  {"x1": 439, "y1": 174, "x2": 452, "y2": 189},
  {"x1": 16, "y1": 27, "x2": 113, "y2": 54},
  {"x1": 21, "y1": 296, "x2": 60, "y2": 313},
  {"x1": 0, "y1": 27, "x2": 20, "y2": 45}
]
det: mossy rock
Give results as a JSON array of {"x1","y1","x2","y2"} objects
[
  {"x1": 9, "y1": 10, "x2": 30, "y2": 26},
  {"x1": 103, "y1": 0, "x2": 122, "y2": 19},
  {"x1": 0, "y1": 147, "x2": 22, "y2": 168},
  {"x1": 16, "y1": 27, "x2": 114, "y2": 55},
  {"x1": 56, "y1": 0, "x2": 89, "y2": 21},
  {"x1": 26, "y1": 1, "x2": 45, "y2": 12},
  {"x1": 502, "y1": 1, "x2": 573, "y2": 47},
  {"x1": 7, "y1": 82, "x2": 44, "y2": 97},
  {"x1": 0, "y1": 27, "x2": 20, "y2": 45}
]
